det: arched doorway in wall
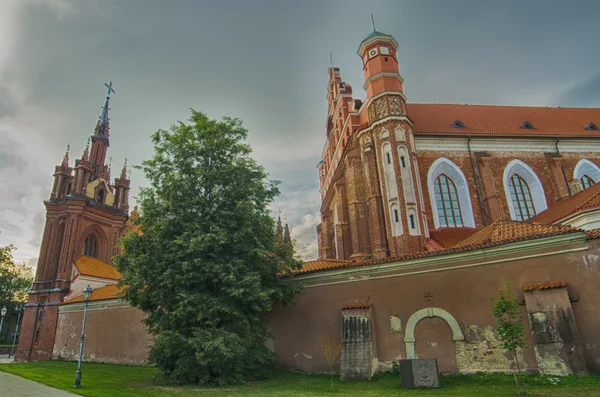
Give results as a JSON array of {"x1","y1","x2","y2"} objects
[
  {"x1": 414, "y1": 317, "x2": 457, "y2": 373},
  {"x1": 404, "y1": 307, "x2": 464, "y2": 374}
]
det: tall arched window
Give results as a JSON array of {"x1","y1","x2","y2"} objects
[
  {"x1": 574, "y1": 159, "x2": 600, "y2": 190},
  {"x1": 503, "y1": 160, "x2": 547, "y2": 221},
  {"x1": 427, "y1": 158, "x2": 475, "y2": 228},
  {"x1": 83, "y1": 234, "x2": 98, "y2": 257},
  {"x1": 434, "y1": 174, "x2": 463, "y2": 227},
  {"x1": 581, "y1": 175, "x2": 595, "y2": 189},
  {"x1": 508, "y1": 174, "x2": 536, "y2": 221}
]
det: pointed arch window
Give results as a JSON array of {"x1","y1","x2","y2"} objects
[
  {"x1": 574, "y1": 160, "x2": 600, "y2": 190},
  {"x1": 97, "y1": 189, "x2": 105, "y2": 204},
  {"x1": 581, "y1": 175, "x2": 595, "y2": 190},
  {"x1": 83, "y1": 234, "x2": 98, "y2": 257},
  {"x1": 508, "y1": 174, "x2": 536, "y2": 221},
  {"x1": 434, "y1": 174, "x2": 463, "y2": 227}
]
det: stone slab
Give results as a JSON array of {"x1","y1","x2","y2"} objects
[{"x1": 399, "y1": 358, "x2": 440, "y2": 388}]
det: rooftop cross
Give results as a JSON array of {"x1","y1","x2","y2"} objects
[
  {"x1": 108, "y1": 156, "x2": 113, "y2": 167},
  {"x1": 371, "y1": 12, "x2": 376, "y2": 32},
  {"x1": 329, "y1": 52, "x2": 333, "y2": 67},
  {"x1": 105, "y1": 81, "x2": 116, "y2": 98}
]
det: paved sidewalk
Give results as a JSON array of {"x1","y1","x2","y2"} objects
[{"x1": 0, "y1": 370, "x2": 78, "y2": 396}]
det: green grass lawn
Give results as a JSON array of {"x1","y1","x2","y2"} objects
[{"x1": 1, "y1": 361, "x2": 600, "y2": 396}]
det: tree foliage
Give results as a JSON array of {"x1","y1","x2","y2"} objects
[
  {"x1": 114, "y1": 110, "x2": 302, "y2": 385},
  {"x1": 0, "y1": 245, "x2": 33, "y2": 304},
  {"x1": 491, "y1": 282, "x2": 528, "y2": 395}
]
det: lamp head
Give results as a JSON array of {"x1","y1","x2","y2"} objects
[{"x1": 82, "y1": 284, "x2": 93, "y2": 303}]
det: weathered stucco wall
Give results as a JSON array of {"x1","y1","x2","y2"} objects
[
  {"x1": 266, "y1": 238, "x2": 600, "y2": 375},
  {"x1": 53, "y1": 300, "x2": 150, "y2": 365}
]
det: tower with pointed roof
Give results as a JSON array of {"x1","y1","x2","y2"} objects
[
  {"x1": 317, "y1": 27, "x2": 427, "y2": 261},
  {"x1": 15, "y1": 83, "x2": 131, "y2": 362}
]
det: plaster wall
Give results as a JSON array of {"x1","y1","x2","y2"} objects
[
  {"x1": 52, "y1": 301, "x2": 150, "y2": 365},
  {"x1": 266, "y1": 239, "x2": 600, "y2": 375}
]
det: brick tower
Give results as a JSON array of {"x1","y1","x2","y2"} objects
[
  {"x1": 317, "y1": 29, "x2": 427, "y2": 260},
  {"x1": 15, "y1": 83, "x2": 130, "y2": 361}
]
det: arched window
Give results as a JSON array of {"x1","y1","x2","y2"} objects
[
  {"x1": 508, "y1": 174, "x2": 536, "y2": 221},
  {"x1": 581, "y1": 175, "x2": 595, "y2": 189},
  {"x1": 503, "y1": 160, "x2": 547, "y2": 221},
  {"x1": 434, "y1": 174, "x2": 463, "y2": 227},
  {"x1": 82, "y1": 234, "x2": 98, "y2": 257},
  {"x1": 574, "y1": 159, "x2": 600, "y2": 190},
  {"x1": 97, "y1": 190, "x2": 105, "y2": 204},
  {"x1": 427, "y1": 158, "x2": 475, "y2": 228}
]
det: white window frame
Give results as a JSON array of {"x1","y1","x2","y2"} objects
[
  {"x1": 574, "y1": 159, "x2": 600, "y2": 187},
  {"x1": 503, "y1": 159, "x2": 548, "y2": 220},
  {"x1": 427, "y1": 158, "x2": 476, "y2": 228}
]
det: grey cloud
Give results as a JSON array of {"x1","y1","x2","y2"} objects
[{"x1": 558, "y1": 73, "x2": 600, "y2": 107}]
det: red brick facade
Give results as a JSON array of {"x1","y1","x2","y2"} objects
[
  {"x1": 317, "y1": 30, "x2": 600, "y2": 260},
  {"x1": 15, "y1": 91, "x2": 130, "y2": 362}
]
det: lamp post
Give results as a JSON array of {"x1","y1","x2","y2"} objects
[
  {"x1": 0, "y1": 306, "x2": 6, "y2": 344},
  {"x1": 9, "y1": 304, "x2": 24, "y2": 358},
  {"x1": 74, "y1": 285, "x2": 93, "y2": 388}
]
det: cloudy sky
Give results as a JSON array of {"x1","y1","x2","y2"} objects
[{"x1": 1, "y1": 0, "x2": 599, "y2": 268}]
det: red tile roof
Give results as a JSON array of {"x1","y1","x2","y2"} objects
[
  {"x1": 342, "y1": 303, "x2": 372, "y2": 310},
  {"x1": 452, "y1": 220, "x2": 578, "y2": 249},
  {"x1": 522, "y1": 281, "x2": 567, "y2": 291},
  {"x1": 294, "y1": 221, "x2": 579, "y2": 276},
  {"x1": 429, "y1": 227, "x2": 479, "y2": 248},
  {"x1": 75, "y1": 256, "x2": 121, "y2": 280},
  {"x1": 529, "y1": 183, "x2": 600, "y2": 225},
  {"x1": 586, "y1": 229, "x2": 600, "y2": 240},
  {"x1": 62, "y1": 284, "x2": 124, "y2": 304},
  {"x1": 406, "y1": 103, "x2": 600, "y2": 137}
]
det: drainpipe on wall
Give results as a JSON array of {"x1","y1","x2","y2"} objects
[{"x1": 468, "y1": 137, "x2": 489, "y2": 226}]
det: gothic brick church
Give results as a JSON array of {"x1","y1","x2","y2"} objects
[
  {"x1": 15, "y1": 85, "x2": 131, "y2": 362},
  {"x1": 16, "y1": 30, "x2": 600, "y2": 377}
]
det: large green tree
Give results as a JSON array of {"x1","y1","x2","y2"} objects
[
  {"x1": 0, "y1": 245, "x2": 33, "y2": 304},
  {"x1": 114, "y1": 110, "x2": 302, "y2": 385}
]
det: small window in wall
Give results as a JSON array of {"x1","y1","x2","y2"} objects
[
  {"x1": 409, "y1": 215, "x2": 415, "y2": 229},
  {"x1": 394, "y1": 209, "x2": 399, "y2": 223},
  {"x1": 386, "y1": 152, "x2": 391, "y2": 164},
  {"x1": 66, "y1": 183, "x2": 72, "y2": 195},
  {"x1": 400, "y1": 156, "x2": 406, "y2": 168},
  {"x1": 97, "y1": 189, "x2": 105, "y2": 204},
  {"x1": 581, "y1": 174, "x2": 595, "y2": 189}
]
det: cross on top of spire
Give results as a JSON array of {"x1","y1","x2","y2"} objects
[
  {"x1": 371, "y1": 12, "x2": 376, "y2": 31},
  {"x1": 105, "y1": 81, "x2": 115, "y2": 98}
]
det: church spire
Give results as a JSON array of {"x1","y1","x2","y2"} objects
[
  {"x1": 90, "y1": 82, "x2": 115, "y2": 179},
  {"x1": 95, "y1": 81, "x2": 115, "y2": 137},
  {"x1": 284, "y1": 222, "x2": 291, "y2": 244}
]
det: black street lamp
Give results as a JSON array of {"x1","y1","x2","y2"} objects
[
  {"x1": 0, "y1": 306, "x2": 6, "y2": 343},
  {"x1": 74, "y1": 285, "x2": 93, "y2": 388},
  {"x1": 9, "y1": 304, "x2": 24, "y2": 358}
]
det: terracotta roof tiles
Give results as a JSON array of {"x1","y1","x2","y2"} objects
[
  {"x1": 429, "y1": 227, "x2": 479, "y2": 248},
  {"x1": 522, "y1": 281, "x2": 567, "y2": 291},
  {"x1": 294, "y1": 220, "x2": 580, "y2": 276},
  {"x1": 75, "y1": 256, "x2": 121, "y2": 280},
  {"x1": 452, "y1": 220, "x2": 577, "y2": 249},
  {"x1": 406, "y1": 103, "x2": 600, "y2": 137},
  {"x1": 529, "y1": 183, "x2": 600, "y2": 225},
  {"x1": 342, "y1": 303, "x2": 372, "y2": 310}
]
